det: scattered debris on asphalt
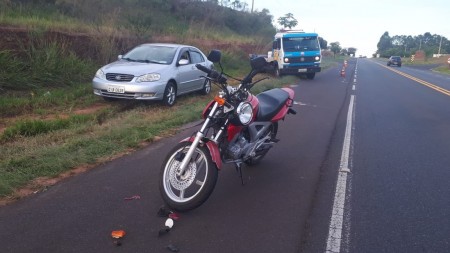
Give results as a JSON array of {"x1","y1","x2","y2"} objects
[
  {"x1": 124, "y1": 195, "x2": 141, "y2": 201},
  {"x1": 167, "y1": 244, "x2": 180, "y2": 252},
  {"x1": 168, "y1": 212, "x2": 180, "y2": 221},
  {"x1": 165, "y1": 218, "x2": 174, "y2": 228},
  {"x1": 157, "y1": 205, "x2": 173, "y2": 217},
  {"x1": 111, "y1": 230, "x2": 126, "y2": 246},
  {"x1": 111, "y1": 230, "x2": 126, "y2": 238},
  {"x1": 156, "y1": 205, "x2": 183, "y2": 252},
  {"x1": 158, "y1": 227, "x2": 170, "y2": 237},
  {"x1": 158, "y1": 217, "x2": 175, "y2": 237}
]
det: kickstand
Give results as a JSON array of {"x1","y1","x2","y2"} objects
[{"x1": 235, "y1": 163, "x2": 246, "y2": 186}]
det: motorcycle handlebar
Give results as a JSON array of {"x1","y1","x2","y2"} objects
[
  {"x1": 196, "y1": 64, "x2": 227, "y2": 84},
  {"x1": 195, "y1": 64, "x2": 212, "y2": 75}
]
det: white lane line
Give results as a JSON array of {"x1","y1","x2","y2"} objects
[
  {"x1": 325, "y1": 95, "x2": 355, "y2": 253},
  {"x1": 352, "y1": 85, "x2": 356, "y2": 91}
]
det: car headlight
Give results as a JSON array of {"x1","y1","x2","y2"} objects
[
  {"x1": 284, "y1": 58, "x2": 289, "y2": 63},
  {"x1": 95, "y1": 69, "x2": 105, "y2": 79},
  {"x1": 236, "y1": 102, "x2": 253, "y2": 125},
  {"x1": 136, "y1": 73, "x2": 161, "y2": 83},
  {"x1": 315, "y1": 56, "x2": 321, "y2": 61}
]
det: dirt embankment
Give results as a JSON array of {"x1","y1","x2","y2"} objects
[{"x1": 0, "y1": 26, "x2": 267, "y2": 63}]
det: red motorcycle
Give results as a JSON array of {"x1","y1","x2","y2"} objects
[{"x1": 159, "y1": 50, "x2": 296, "y2": 211}]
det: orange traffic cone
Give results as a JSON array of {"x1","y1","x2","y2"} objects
[{"x1": 340, "y1": 67, "x2": 346, "y2": 77}]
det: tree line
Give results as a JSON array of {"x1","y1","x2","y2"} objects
[
  {"x1": 376, "y1": 31, "x2": 449, "y2": 58},
  {"x1": 328, "y1": 42, "x2": 357, "y2": 57}
]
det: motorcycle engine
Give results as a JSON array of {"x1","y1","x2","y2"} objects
[{"x1": 227, "y1": 135, "x2": 250, "y2": 160}]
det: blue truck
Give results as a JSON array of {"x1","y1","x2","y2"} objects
[{"x1": 266, "y1": 30, "x2": 322, "y2": 79}]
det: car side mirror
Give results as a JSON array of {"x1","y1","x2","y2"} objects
[
  {"x1": 207, "y1": 50, "x2": 221, "y2": 63},
  {"x1": 178, "y1": 59, "x2": 189, "y2": 66}
]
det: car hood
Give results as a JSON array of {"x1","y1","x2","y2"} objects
[{"x1": 102, "y1": 61, "x2": 170, "y2": 75}]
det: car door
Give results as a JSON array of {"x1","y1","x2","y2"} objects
[
  {"x1": 189, "y1": 49, "x2": 209, "y2": 89},
  {"x1": 176, "y1": 48, "x2": 198, "y2": 94}
]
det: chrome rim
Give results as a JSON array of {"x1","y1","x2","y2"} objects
[
  {"x1": 163, "y1": 147, "x2": 209, "y2": 203},
  {"x1": 166, "y1": 85, "x2": 176, "y2": 105},
  {"x1": 204, "y1": 80, "x2": 211, "y2": 94}
]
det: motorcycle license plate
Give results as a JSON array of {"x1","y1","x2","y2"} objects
[{"x1": 107, "y1": 86, "x2": 125, "y2": 93}]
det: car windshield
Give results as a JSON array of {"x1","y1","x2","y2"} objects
[
  {"x1": 282, "y1": 37, "x2": 319, "y2": 52},
  {"x1": 122, "y1": 45, "x2": 177, "y2": 65}
]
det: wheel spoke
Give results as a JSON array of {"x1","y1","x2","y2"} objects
[
  {"x1": 195, "y1": 155, "x2": 206, "y2": 172},
  {"x1": 179, "y1": 189, "x2": 185, "y2": 199}
]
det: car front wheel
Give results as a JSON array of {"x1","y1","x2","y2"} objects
[
  {"x1": 162, "y1": 82, "x2": 177, "y2": 106},
  {"x1": 199, "y1": 79, "x2": 211, "y2": 95}
]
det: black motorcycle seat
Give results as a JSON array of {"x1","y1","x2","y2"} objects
[{"x1": 256, "y1": 88, "x2": 289, "y2": 121}]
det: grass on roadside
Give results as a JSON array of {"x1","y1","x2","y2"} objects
[
  {"x1": 0, "y1": 83, "x2": 98, "y2": 117},
  {"x1": 0, "y1": 74, "x2": 298, "y2": 198},
  {"x1": 433, "y1": 65, "x2": 450, "y2": 75}
]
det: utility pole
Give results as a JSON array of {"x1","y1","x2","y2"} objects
[
  {"x1": 438, "y1": 36, "x2": 443, "y2": 55},
  {"x1": 251, "y1": 0, "x2": 254, "y2": 13}
]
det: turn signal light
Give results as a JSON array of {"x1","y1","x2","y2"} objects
[
  {"x1": 111, "y1": 230, "x2": 126, "y2": 239},
  {"x1": 214, "y1": 96, "x2": 226, "y2": 105}
]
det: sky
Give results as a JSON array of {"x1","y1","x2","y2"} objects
[{"x1": 248, "y1": 0, "x2": 450, "y2": 57}]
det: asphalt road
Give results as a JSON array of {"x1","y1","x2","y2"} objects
[
  {"x1": 302, "y1": 59, "x2": 450, "y2": 253},
  {"x1": 1, "y1": 58, "x2": 449, "y2": 253}
]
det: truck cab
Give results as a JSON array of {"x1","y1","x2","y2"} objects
[{"x1": 269, "y1": 30, "x2": 321, "y2": 79}]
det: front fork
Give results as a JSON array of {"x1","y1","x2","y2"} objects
[{"x1": 177, "y1": 102, "x2": 221, "y2": 177}]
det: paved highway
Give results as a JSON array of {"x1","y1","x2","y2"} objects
[
  {"x1": 1, "y1": 58, "x2": 449, "y2": 253},
  {"x1": 303, "y1": 59, "x2": 450, "y2": 253}
]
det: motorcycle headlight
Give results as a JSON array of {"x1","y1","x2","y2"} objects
[{"x1": 236, "y1": 102, "x2": 253, "y2": 125}]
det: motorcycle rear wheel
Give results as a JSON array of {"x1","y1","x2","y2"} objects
[{"x1": 159, "y1": 142, "x2": 218, "y2": 212}]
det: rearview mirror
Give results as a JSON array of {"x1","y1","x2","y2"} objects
[
  {"x1": 250, "y1": 56, "x2": 267, "y2": 71},
  {"x1": 207, "y1": 50, "x2": 221, "y2": 63}
]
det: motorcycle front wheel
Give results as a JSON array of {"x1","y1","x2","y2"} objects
[{"x1": 159, "y1": 142, "x2": 218, "y2": 212}]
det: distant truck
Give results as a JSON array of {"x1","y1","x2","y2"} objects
[{"x1": 266, "y1": 30, "x2": 322, "y2": 79}]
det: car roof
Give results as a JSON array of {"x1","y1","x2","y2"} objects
[{"x1": 138, "y1": 43, "x2": 196, "y2": 49}]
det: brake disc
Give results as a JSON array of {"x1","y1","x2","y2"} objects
[{"x1": 168, "y1": 160, "x2": 197, "y2": 191}]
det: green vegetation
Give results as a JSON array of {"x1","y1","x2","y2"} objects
[
  {"x1": 0, "y1": 0, "x2": 344, "y2": 199},
  {"x1": 374, "y1": 31, "x2": 450, "y2": 75},
  {"x1": 0, "y1": 0, "x2": 275, "y2": 40},
  {"x1": 0, "y1": 76, "x2": 301, "y2": 197},
  {"x1": 0, "y1": 37, "x2": 96, "y2": 91},
  {"x1": 434, "y1": 65, "x2": 450, "y2": 75},
  {"x1": 0, "y1": 83, "x2": 98, "y2": 117},
  {"x1": 376, "y1": 31, "x2": 449, "y2": 58}
]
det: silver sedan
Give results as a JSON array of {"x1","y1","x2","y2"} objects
[{"x1": 92, "y1": 43, "x2": 213, "y2": 106}]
